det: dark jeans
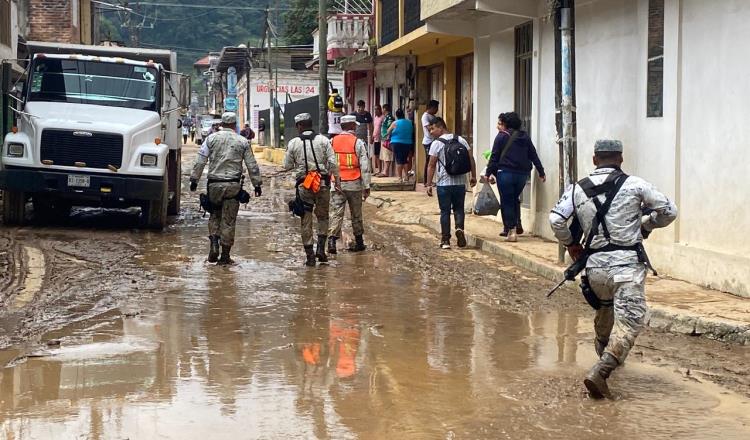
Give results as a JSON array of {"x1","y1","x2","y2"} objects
[
  {"x1": 498, "y1": 171, "x2": 528, "y2": 229},
  {"x1": 437, "y1": 185, "x2": 466, "y2": 241}
]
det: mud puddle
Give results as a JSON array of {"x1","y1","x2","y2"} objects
[{"x1": 0, "y1": 176, "x2": 746, "y2": 438}]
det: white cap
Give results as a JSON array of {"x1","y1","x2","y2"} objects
[
  {"x1": 340, "y1": 115, "x2": 359, "y2": 125},
  {"x1": 294, "y1": 113, "x2": 312, "y2": 123}
]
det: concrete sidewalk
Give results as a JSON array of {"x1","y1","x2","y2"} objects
[{"x1": 366, "y1": 190, "x2": 750, "y2": 345}]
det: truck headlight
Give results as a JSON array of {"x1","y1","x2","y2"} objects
[
  {"x1": 7, "y1": 143, "x2": 24, "y2": 157},
  {"x1": 141, "y1": 153, "x2": 158, "y2": 167}
]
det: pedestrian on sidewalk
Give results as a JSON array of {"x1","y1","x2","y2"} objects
[
  {"x1": 385, "y1": 109, "x2": 414, "y2": 182},
  {"x1": 240, "y1": 122, "x2": 255, "y2": 142},
  {"x1": 425, "y1": 117, "x2": 477, "y2": 249},
  {"x1": 189, "y1": 112, "x2": 263, "y2": 264},
  {"x1": 376, "y1": 104, "x2": 395, "y2": 177},
  {"x1": 182, "y1": 122, "x2": 189, "y2": 145},
  {"x1": 372, "y1": 104, "x2": 384, "y2": 174},
  {"x1": 190, "y1": 124, "x2": 196, "y2": 143},
  {"x1": 351, "y1": 100, "x2": 374, "y2": 148},
  {"x1": 421, "y1": 100, "x2": 439, "y2": 184},
  {"x1": 486, "y1": 112, "x2": 546, "y2": 242},
  {"x1": 283, "y1": 113, "x2": 340, "y2": 267},
  {"x1": 549, "y1": 139, "x2": 677, "y2": 399},
  {"x1": 258, "y1": 118, "x2": 266, "y2": 146},
  {"x1": 327, "y1": 115, "x2": 371, "y2": 254}
]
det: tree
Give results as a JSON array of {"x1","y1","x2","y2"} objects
[{"x1": 282, "y1": 0, "x2": 318, "y2": 45}]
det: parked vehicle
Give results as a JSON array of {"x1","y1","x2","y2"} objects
[{"x1": 1, "y1": 42, "x2": 190, "y2": 228}]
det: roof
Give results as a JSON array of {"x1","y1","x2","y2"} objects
[
  {"x1": 217, "y1": 46, "x2": 251, "y2": 72},
  {"x1": 193, "y1": 55, "x2": 210, "y2": 68},
  {"x1": 24, "y1": 41, "x2": 176, "y2": 70}
]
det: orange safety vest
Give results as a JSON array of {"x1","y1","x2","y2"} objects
[{"x1": 332, "y1": 133, "x2": 361, "y2": 182}]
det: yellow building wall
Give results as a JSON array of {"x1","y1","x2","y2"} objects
[{"x1": 414, "y1": 38, "x2": 473, "y2": 183}]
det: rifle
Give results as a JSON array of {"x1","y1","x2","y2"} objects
[{"x1": 546, "y1": 255, "x2": 587, "y2": 297}]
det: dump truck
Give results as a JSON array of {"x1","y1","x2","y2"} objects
[{"x1": 1, "y1": 42, "x2": 190, "y2": 229}]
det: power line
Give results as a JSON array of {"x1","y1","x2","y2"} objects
[{"x1": 128, "y1": 2, "x2": 293, "y2": 11}]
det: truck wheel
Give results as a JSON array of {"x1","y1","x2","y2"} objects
[
  {"x1": 2, "y1": 190, "x2": 28, "y2": 226},
  {"x1": 167, "y1": 149, "x2": 182, "y2": 216},
  {"x1": 143, "y1": 178, "x2": 168, "y2": 230}
]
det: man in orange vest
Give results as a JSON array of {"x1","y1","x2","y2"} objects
[{"x1": 328, "y1": 115, "x2": 371, "y2": 253}]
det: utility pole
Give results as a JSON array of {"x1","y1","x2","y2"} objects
[
  {"x1": 318, "y1": 0, "x2": 328, "y2": 135},
  {"x1": 264, "y1": 6, "x2": 276, "y2": 147},
  {"x1": 558, "y1": 0, "x2": 576, "y2": 263}
]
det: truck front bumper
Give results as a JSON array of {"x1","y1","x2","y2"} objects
[{"x1": 0, "y1": 167, "x2": 165, "y2": 201}]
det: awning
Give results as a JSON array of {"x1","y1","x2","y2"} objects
[{"x1": 377, "y1": 28, "x2": 465, "y2": 57}]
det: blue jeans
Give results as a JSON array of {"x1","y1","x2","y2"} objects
[
  {"x1": 437, "y1": 185, "x2": 466, "y2": 241},
  {"x1": 498, "y1": 171, "x2": 528, "y2": 229}
]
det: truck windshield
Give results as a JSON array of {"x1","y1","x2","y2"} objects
[{"x1": 27, "y1": 58, "x2": 159, "y2": 111}]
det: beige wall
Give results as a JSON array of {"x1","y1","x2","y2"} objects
[{"x1": 421, "y1": 0, "x2": 464, "y2": 20}]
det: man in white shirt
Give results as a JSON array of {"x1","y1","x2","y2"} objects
[
  {"x1": 421, "y1": 100, "x2": 439, "y2": 184},
  {"x1": 425, "y1": 117, "x2": 477, "y2": 249}
]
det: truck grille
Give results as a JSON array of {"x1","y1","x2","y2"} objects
[{"x1": 40, "y1": 130, "x2": 124, "y2": 169}]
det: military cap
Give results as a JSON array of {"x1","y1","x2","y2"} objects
[
  {"x1": 594, "y1": 139, "x2": 623, "y2": 153},
  {"x1": 221, "y1": 112, "x2": 237, "y2": 124},
  {"x1": 294, "y1": 113, "x2": 312, "y2": 123},
  {"x1": 340, "y1": 115, "x2": 359, "y2": 125}
]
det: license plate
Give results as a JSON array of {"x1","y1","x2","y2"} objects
[{"x1": 67, "y1": 174, "x2": 90, "y2": 188}]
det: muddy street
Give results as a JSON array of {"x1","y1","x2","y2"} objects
[{"x1": 0, "y1": 151, "x2": 748, "y2": 439}]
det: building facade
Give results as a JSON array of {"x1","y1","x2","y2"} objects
[{"x1": 413, "y1": 0, "x2": 750, "y2": 298}]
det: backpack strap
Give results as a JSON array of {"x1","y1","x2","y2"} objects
[
  {"x1": 581, "y1": 171, "x2": 629, "y2": 250},
  {"x1": 300, "y1": 132, "x2": 321, "y2": 174},
  {"x1": 498, "y1": 130, "x2": 520, "y2": 163}
]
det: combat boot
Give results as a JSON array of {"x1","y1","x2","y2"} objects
[
  {"x1": 218, "y1": 245, "x2": 234, "y2": 265},
  {"x1": 584, "y1": 352, "x2": 619, "y2": 399},
  {"x1": 208, "y1": 235, "x2": 220, "y2": 263},
  {"x1": 349, "y1": 235, "x2": 366, "y2": 252},
  {"x1": 327, "y1": 236, "x2": 338, "y2": 255},
  {"x1": 316, "y1": 235, "x2": 328, "y2": 263},
  {"x1": 304, "y1": 245, "x2": 316, "y2": 267},
  {"x1": 595, "y1": 338, "x2": 609, "y2": 358}
]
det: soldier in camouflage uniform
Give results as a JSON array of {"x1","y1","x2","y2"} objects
[
  {"x1": 283, "y1": 113, "x2": 339, "y2": 267},
  {"x1": 327, "y1": 115, "x2": 371, "y2": 254},
  {"x1": 549, "y1": 139, "x2": 677, "y2": 398},
  {"x1": 190, "y1": 112, "x2": 263, "y2": 264}
]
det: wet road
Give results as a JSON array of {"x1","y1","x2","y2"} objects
[{"x1": 0, "y1": 155, "x2": 749, "y2": 439}]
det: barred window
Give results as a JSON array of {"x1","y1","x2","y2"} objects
[{"x1": 647, "y1": 0, "x2": 664, "y2": 117}]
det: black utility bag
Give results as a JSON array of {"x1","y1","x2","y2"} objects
[{"x1": 436, "y1": 136, "x2": 472, "y2": 176}]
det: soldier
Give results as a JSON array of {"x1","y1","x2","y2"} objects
[
  {"x1": 327, "y1": 115, "x2": 371, "y2": 254},
  {"x1": 190, "y1": 112, "x2": 263, "y2": 264},
  {"x1": 283, "y1": 113, "x2": 340, "y2": 267},
  {"x1": 549, "y1": 139, "x2": 677, "y2": 398}
]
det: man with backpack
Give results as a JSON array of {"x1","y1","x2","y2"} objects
[
  {"x1": 283, "y1": 113, "x2": 340, "y2": 267},
  {"x1": 425, "y1": 117, "x2": 477, "y2": 249},
  {"x1": 327, "y1": 88, "x2": 345, "y2": 137}
]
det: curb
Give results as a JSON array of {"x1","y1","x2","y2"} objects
[{"x1": 369, "y1": 195, "x2": 750, "y2": 345}]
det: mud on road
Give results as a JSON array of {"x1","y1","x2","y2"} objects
[{"x1": 0, "y1": 156, "x2": 747, "y2": 438}]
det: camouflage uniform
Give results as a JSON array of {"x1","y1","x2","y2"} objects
[
  {"x1": 550, "y1": 167, "x2": 677, "y2": 362},
  {"x1": 283, "y1": 130, "x2": 339, "y2": 247},
  {"x1": 191, "y1": 129, "x2": 262, "y2": 247},
  {"x1": 328, "y1": 131, "x2": 371, "y2": 239}
]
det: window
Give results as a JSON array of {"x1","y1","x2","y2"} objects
[
  {"x1": 404, "y1": 0, "x2": 424, "y2": 35},
  {"x1": 28, "y1": 58, "x2": 160, "y2": 112},
  {"x1": 515, "y1": 21, "x2": 533, "y2": 208},
  {"x1": 380, "y1": 0, "x2": 399, "y2": 46},
  {"x1": 1, "y1": 0, "x2": 11, "y2": 47},
  {"x1": 456, "y1": 55, "x2": 473, "y2": 145},
  {"x1": 647, "y1": 0, "x2": 664, "y2": 117}
]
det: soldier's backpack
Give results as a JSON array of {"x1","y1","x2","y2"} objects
[{"x1": 436, "y1": 136, "x2": 472, "y2": 175}]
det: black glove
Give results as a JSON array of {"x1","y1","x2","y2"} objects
[
  {"x1": 641, "y1": 225, "x2": 652, "y2": 239},
  {"x1": 189, "y1": 179, "x2": 197, "y2": 192},
  {"x1": 254, "y1": 185, "x2": 262, "y2": 197}
]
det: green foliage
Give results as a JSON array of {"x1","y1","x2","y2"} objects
[
  {"x1": 282, "y1": 0, "x2": 318, "y2": 45},
  {"x1": 98, "y1": 1, "x2": 297, "y2": 74}
]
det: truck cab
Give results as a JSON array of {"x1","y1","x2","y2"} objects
[{"x1": 1, "y1": 42, "x2": 189, "y2": 229}]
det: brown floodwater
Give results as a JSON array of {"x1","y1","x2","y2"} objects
[{"x1": 0, "y1": 173, "x2": 748, "y2": 439}]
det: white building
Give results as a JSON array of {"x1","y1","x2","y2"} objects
[{"x1": 422, "y1": 0, "x2": 750, "y2": 298}]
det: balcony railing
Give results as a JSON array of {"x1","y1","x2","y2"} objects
[
  {"x1": 404, "y1": 0, "x2": 424, "y2": 35},
  {"x1": 313, "y1": 14, "x2": 373, "y2": 60}
]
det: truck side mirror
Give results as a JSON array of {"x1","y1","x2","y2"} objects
[{"x1": 178, "y1": 75, "x2": 190, "y2": 109}]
